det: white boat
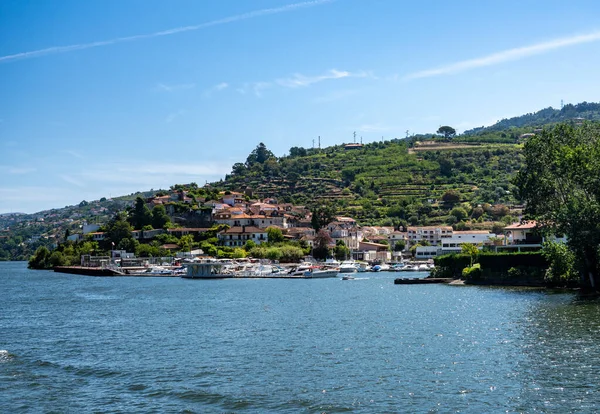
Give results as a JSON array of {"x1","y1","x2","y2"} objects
[
  {"x1": 182, "y1": 261, "x2": 233, "y2": 279},
  {"x1": 130, "y1": 266, "x2": 176, "y2": 276},
  {"x1": 289, "y1": 263, "x2": 316, "y2": 276},
  {"x1": 417, "y1": 264, "x2": 430, "y2": 271},
  {"x1": 339, "y1": 260, "x2": 358, "y2": 273},
  {"x1": 306, "y1": 267, "x2": 339, "y2": 278}
]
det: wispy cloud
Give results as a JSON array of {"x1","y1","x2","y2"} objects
[
  {"x1": 156, "y1": 83, "x2": 196, "y2": 92},
  {"x1": 239, "y1": 69, "x2": 369, "y2": 97},
  {"x1": 59, "y1": 174, "x2": 85, "y2": 187},
  {"x1": 276, "y1": 69, "x2": 366, "y2": 88},
  {"x1": 203, "y1": 82, "x2": 229, "y2": 97},
  {"x1": 62, "y1": 150, "x2": 84, "y2": 159},
  {"x1": 0, "y1": 0, "x2": 336, "y2": 63},
  {"x1": 404, "y1": 30, "x2": 600, "y2": 80}
]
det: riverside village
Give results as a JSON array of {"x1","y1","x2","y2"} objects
[{"x1": 46, "y1": 187, "x2": 562, "y2": 283}]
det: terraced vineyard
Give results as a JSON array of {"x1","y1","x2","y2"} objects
[{"x1": 218, "y1": 138, "x2": 524, "y2": 227}]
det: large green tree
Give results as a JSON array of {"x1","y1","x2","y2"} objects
[
  {"x1": 130, "y1": 196, "x2": 152, "y2": 230},
  {"x1": 515, "y1": 122, "x2": 600, "y2": 291},
  {"x1": 437, "y1": 125, "x2": 456, "y2": 141},
  {"x1": 245, "y1": 142, "x2": 275, "y2": 167}
]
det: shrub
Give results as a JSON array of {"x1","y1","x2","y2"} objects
[{"x1": 462, "y1": 263, "x2": 482, "y2": 280}]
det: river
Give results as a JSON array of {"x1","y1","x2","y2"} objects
[{"x1": 1, "y1": 261, "x2": 599, "y2": 412}]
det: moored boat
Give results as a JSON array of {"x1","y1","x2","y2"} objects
[{"x1": 339, "y1": 260, "x2": 359, "y2": 273}]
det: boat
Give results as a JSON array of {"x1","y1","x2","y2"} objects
[
  {"x1": 306, "y1": 266, "x2": 339, "y2": 278},
  {"x1": 339, "y1": 260, "x2": 358, "y2": 273},
  {"x1": 182, "y1": 261, "x2": 233, "y2": 279},
  {"x1": 371, "y1": 265, "x2": 381, "y2": 272},
  {"x1": 417, "y1": 264, "x2": 430, "y2": 271},
  {"x1": 289, "y1": 262, "x2": 317, "y2": 276},
  {"x1": 390, "y1": 263, "x2": 406, "y2": 272},
  {"x1": 356, "y1": 262, "x2": 371, "y2": 272},
  {"x1": 342, "y1": 275, "x2": 355, "y2": 280},
  {"x1": 130, "y1": 266, "x2": 176, "y2": 276}
]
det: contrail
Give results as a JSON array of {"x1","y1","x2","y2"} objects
[
  {"x1": 0, "y1": 0, "x2": 335, "y2": 63},
  {"x1": 404, "y1": 30, "x2": 600, "y2": 80}
]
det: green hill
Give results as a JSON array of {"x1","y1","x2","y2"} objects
[
  {"x1": 6, "y1": 101, "x2": 600, "y2": 262},
  {"x1": 464, "y1": 101, "x2": 600, "y2": 135}
]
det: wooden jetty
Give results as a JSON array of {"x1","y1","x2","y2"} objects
[{"x1": 394, "y1": 277, "x2": 453, "y2": 285}]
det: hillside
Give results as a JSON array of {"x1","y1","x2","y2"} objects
[
  {"x1": 5, "y1": 101, "x2": 600, "y2": 262},
  {"x1": 216, "y1": 140, "x2": 522, "y2": 228},
  {"x1": 464, "y1": 101, "x2": 600, "y2": 135}
]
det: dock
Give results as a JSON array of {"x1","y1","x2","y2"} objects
[
  {"x1": 54, "y1": 266, "x2": 126, "y2": 276},
  {"x1": 394, "y1": 277, "x2": 452, "y2": 285}
]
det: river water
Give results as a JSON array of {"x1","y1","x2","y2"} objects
[{"x1": 1, "y1": 261, "x2": 599, "y2": 413}]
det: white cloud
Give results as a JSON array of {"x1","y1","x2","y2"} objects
[
  {"x1": 203, "y1": 82, "x2": 229, "y2": 97},
  {"x1": 404, "y1": 30, "x2": 600, "y2": 80},
  {"x1": 0, "y1": 0, "x2": 336, "y2": 63},
  {"x1": 276, "y1": 69, "x2": 364, "y2": 88},
  {"x1": 240, "y1": 69, "x2": 370, "y2": 97},
  {"x1": 62, "y1": 150, "x2": 84, "y2": 159},
  {"x1": 59, "y1": 174, "x2": 86, "y2": 187},
  {"x1": 156, "y1": 83, "x2": 196, "y2": 92},
  {"x1": 58, "y1": 174, "x2": 85, "y2": 188}
]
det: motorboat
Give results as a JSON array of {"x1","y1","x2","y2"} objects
[
  {"x1": 342, "y1": 275, "x2": 355, "y2": 280},
  {"x1": 339, "y1": 260, "x2": 358, "y2": 273},
  {"x1": 306, "y1": 266, "x2": 339, "y2": 278}
]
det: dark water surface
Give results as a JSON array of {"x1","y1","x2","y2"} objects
[{"x1": 2, "y1": 261, "x2": 600, "y2": 413}]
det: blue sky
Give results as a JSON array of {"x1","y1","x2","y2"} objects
[{"x1": 2, "y1": 0, "x2": 600, "y2": 214}]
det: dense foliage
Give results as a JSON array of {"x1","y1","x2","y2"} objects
[{"x1": 515, "y1": 122, "x2": 600, "y2": 291}]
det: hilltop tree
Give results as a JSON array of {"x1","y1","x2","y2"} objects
[
  {"x1": 289, "y1": 146, "x2": 307, "y2": 157},
  {"x1": 437, "y1": 126, "x2": 456, "y2": 141},
  {"x1": 246, "y1": 142, "x2": 275, "y2": 167},
  {"x1": 515, "y1": 122, "x2": 600, "y2": 291}
]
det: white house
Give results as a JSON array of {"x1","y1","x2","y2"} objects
[
  {"x1": 407, "y1": 226, "x2": 453, "y2": 246},
  {"x1": 218, "y1": 226, "x2": 268, "y2": 247}
]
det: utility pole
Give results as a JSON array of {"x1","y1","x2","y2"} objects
[
  {"x1": 318, "y1": 136, "x2": 321, "y2": 149},
  {"x1": 353, "y1": 131, "x2": 356, "y2": 143},
  {"x1": 406, "y1": 130, "x2": 410, "y2": 138}
]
